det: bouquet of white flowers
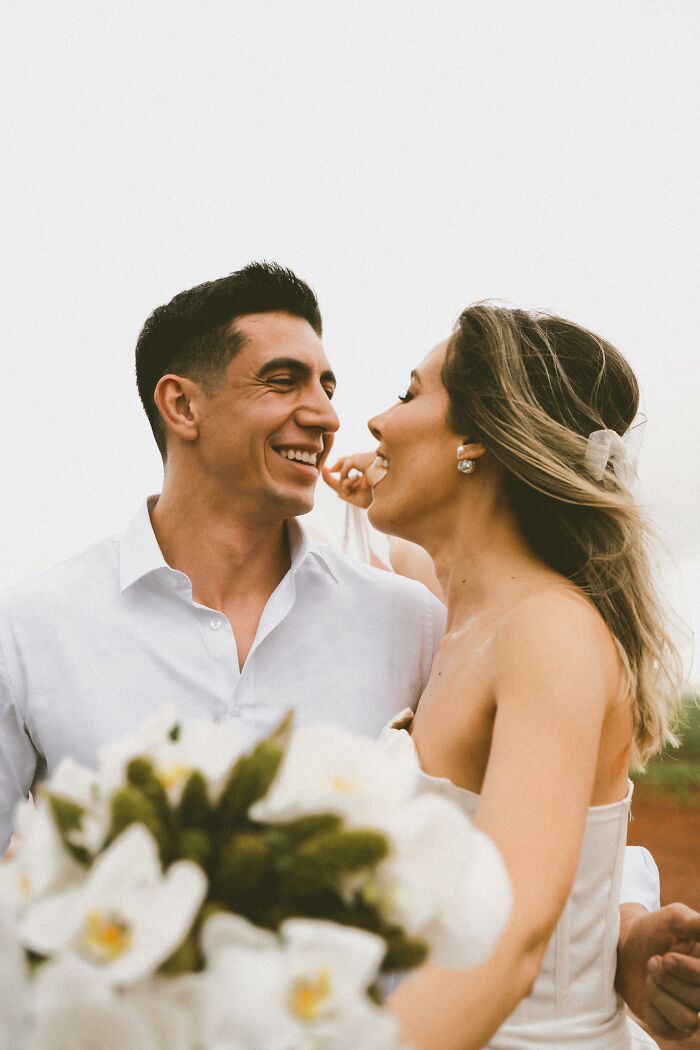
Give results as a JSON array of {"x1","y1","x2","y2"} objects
[{"x1": 0, "y1": 708, "x2": 511, "y2": 1050}]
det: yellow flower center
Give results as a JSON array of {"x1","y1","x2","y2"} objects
[
  {"x1": 331, "y1": 775, "x2": 356, "y2": 794},
  {"x1": 159, "y1": 763, "x2": 191, "y2": 792},
  {"x1": 81, "y1": 910, "x2": 132, "y2": 962},
  {"x1": 20, "y1": 874, "x2": 32, "y2": 897},
  {"x1": 289, "y1": 969, "x2": 332, "y2": 1021}
]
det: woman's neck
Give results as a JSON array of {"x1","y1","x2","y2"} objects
[{"x1": 421, "y1": 501, "x2": 548, "y2": 632}]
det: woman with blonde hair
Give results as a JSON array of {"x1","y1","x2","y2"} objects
[{"x1": 327, "y1": 305, "x2": 683, "y2": 1048}]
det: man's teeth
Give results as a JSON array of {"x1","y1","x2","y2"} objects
[{"x1": 278, "y1": 449, "x2": 319, "y2": 466}]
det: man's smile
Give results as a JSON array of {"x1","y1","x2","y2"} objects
[{"x1": 272, "y1": 444, "x2": 324, "y2": 475}]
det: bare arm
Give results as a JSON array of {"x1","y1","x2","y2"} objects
[
  {"x1": 388, "y1": 538, "x2": 444, "y2": 601},
  {"x1": 388, "y1": 592, "x2": 616, "y2": 1050},
  {"x1": 323, "y1": 451, "x2": 700, "y2": 1041}
]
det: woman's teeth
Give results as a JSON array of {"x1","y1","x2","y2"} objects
[
  {"x1": 277, "y1": 448, "x2": 319, "y2": 466},
  {"x1": 366, "y1": 455, "x2": 389, "y2": 486}
]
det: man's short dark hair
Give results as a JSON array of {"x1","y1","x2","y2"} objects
[{"x1": 135, "y1": 261, "x2": 323, "y2": 458}]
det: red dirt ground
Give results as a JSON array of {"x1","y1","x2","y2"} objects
[
  {"x1": 627, "y1": 784, "x2": 700, "y2": 1049},
  {"x1": 628, "y1": 784, "x2": 700, "y2": 911}
]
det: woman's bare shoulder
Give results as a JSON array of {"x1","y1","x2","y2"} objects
[{"x1": 493, "y1": 584, "x2": 622, "y2": 697}]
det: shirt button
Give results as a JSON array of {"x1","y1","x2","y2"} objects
[
  {"x1": 209, "y1": 617, "x2": 222, "y2": 631},
  {"x1": 232, "y1": 703, "x2": 242, "y2": 717}
]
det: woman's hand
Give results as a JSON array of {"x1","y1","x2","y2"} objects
[{"x1": 322, "y1": 451, "x2": 376, "y2": 509}]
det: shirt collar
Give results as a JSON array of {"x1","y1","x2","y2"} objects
[
  {"x1": 119, "y1": 496, "x2": 170, "y2": 592},
  {"x1": 119, "y1": 497, "x2": 339, "y2": 593},
  {"x1": 287, "y1": 518, "x2": 339, "y2": 583}
]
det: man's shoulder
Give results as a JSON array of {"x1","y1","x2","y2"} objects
[
  {"x1": 311, "y1": 544, "x2": 445, "y2": 617},
  {"x1": 0, "y1": 534, "x2": 119, "y2": 617}
]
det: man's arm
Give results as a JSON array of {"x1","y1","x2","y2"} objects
[
  {"x1": 0, "y1": 648, "x2": 37, "y2": 852},
  {"x1": 617, "y1": 902, "x2": 700, "y2": 1040}
]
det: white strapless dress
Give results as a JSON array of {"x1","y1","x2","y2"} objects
[{"x1": 384, "y1": 710, "x2": 657, "y2": 1049}]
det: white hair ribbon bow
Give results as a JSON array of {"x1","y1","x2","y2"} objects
[{"x1": 584, "y1": 414, "x2": 647, "y2": 487}]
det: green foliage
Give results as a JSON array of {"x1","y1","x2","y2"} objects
[
  {"x1": 126, "y1": 758, "x2": 174, "y2": 837},
  {"x1": 285, "y1": 829, "x2": 389, "y2": 894},
  {"x1": 675, "y1": 695, "x2": 700, "y2": 761},
  {"x1": 632, "y1": 695, "x2": 700, "y2": 802},
  {"x1": 47, "y1": 794, "x2": 89, "y2": 865},
  {"x1": 216, "y1": 741, "x2": 284, "y2": 825},
  {"x1": 177, "y1": 827, "x2": 212, "y2": 867},
  {"x1": 216, "y1": 832, "x2": 273, "y2": 907},
  {"x1": 178, "y1": 771, "x2": 211, "y2": 828},
  {"x1": 381, "y1": 928, "x2": 430, "y2": 971},
  {"x1": 159, "y1": 929, "x2": 201, "y2": 975},
  {"x1": 268, "y1": 813, "x2": 342, "y2": 848},
  {"x1": 109, "y1": 785, "x2": 172, "y2": 861},
  {"x1": 46, "y1": 712, "x2": 425, "y2": 983}
]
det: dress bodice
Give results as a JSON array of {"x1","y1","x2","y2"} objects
[{"x1": 383, "y1": 710, "x2": 655, "y2": 1049}]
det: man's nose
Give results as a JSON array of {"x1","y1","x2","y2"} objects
[{"x1": 298, "y1": 386, "x2": 340, "y2": 432}]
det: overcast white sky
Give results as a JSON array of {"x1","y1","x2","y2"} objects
[{"x1": 1, "y1": 1, "x2": 698, "y2": 678}]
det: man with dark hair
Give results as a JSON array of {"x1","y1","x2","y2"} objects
[
  {"x1": 0, "y1": 262, "x2": 698, "y2": 1041},
  {"x1": 135, "y1": 263, "x2": 324, "y2": 459},
  {"x1": 0, "y1": 261, "x2": 444, "y2": 836}
]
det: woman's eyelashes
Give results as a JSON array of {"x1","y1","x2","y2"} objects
[{"x1": 397, "y1": 390, "x2": 415, "y2": 404}]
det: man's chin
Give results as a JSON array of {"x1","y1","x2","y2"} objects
[{"x1": 272, "y1": 486, "x2": 317, "y2": 519}]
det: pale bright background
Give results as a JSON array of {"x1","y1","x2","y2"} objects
[{"x1": 1, "y1": 1, "x2": 698, "y2": 680}]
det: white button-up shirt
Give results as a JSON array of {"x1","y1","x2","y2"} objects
[
  {"x1": 0, "y1": 498, "x2": 445, "y2": 848},
  {"x1": 0, "y1": 498, "x2": 657, "y2": 909}
]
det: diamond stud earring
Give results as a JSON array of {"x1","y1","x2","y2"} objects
[{"x1": 456, "y1": 445, "x2": 476, "y2": 474}]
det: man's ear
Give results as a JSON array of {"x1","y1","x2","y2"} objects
[{"x1": 153, "y1": 374, "x2": 203, "y2": 445}]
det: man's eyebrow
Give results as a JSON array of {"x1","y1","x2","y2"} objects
[{"x1": 257, "y1": 357, "x2": 337, "y2": 387}]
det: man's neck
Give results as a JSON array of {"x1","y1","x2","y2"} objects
[{"x1": 150, "y1": 486, "x2": 292, "y2": 613}]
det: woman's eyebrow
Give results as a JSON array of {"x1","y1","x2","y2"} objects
[
  {"x1": 257, "y1": 357, "x2": 337, "y2": 388},
  {"x1": 410, "y1": 369, "x2": 422, "y2": 385}
]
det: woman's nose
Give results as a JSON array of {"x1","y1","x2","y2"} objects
[{"x1": 367, "y1": 412, "x2": 383, "y2": 441}]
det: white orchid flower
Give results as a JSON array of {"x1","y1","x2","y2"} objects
[
  {"x1": 250, "y1": 723, "x2": 420, "y2": 827},
  {"x1": 127, "y1": 972, "x2": 205, "y2": 1050},
  {"x1": 98, "y1": 705, "x2": 243, "y2": 805},
  {"x1": 200, "y1": 913, "x2": 409, "y2": 1050},
  {"x1": 0, "y1": 901, "x2": 28, "y2": 1050},
  {"x1": 0, "y1": 796, "x2": 84, "y2": 915},
  {"x1": 349, "y1": 792, "x2": 512, "y2": 970},
  {"x1": 95, "y1": 703, "x2": 183, "y2": 797},
  {"x1": 149, "y1": 718, "x2": 245, "y2": 805},
  {"x1": 19, "y1": 824, "x2": 207, "y2": 985},
  {"x1": 47, "y1": 755, "x2": 111, "y2": 855},
  {"x1": 24, "y1": 956, "x2": 162, "y2": 1050}
]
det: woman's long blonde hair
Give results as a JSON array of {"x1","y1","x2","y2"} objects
[{"x1": 443, "y1": 304, "x2": 682, "y2": 768}]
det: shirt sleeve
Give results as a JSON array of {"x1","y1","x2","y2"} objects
[
  {"x1": 620, "y1": 845, "x2": 661, "y2": 911},
  {"x1": 0, "y1": 645, "x2": 37, "y2": 853}
]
